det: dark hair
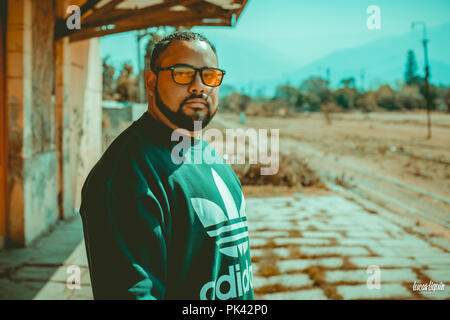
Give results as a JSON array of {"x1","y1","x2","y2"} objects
[{"x1": 150, "y1": 31, "x2": 217, "y2": 72}]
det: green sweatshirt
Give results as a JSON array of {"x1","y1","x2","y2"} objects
[{"x1": 79, "y1": 112, "x2": 254, "y2": 300}]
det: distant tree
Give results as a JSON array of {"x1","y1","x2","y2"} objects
[
  {"x1": 275, "y1": 85, "x2": 298, "y2": 111},
  {"x1": 444, "y1": 87, "x2": 450, "y2": 113},
  {"x1": 299, "y1": 77, "x2": 329, "y2": 94},
  {"x1": 102, "y1": 55, "x2": 115, "y2": 100},
  {"x1": 298, "y1": 77, "x2": 331, "y2": 111},
  {"x1": 419, "y1": 82, "x2": 438, "y2": 110},
  {"x1": 221, "y1": 92, "x2": 250, "y2": 113},
  {"x1": 355, "y1": 91, "x2": 379, "y2": 112},
  {"x1": 116, "y1": 63, "x2": 137, "y2": 102},
  {"x1": 405, "y1": 50, "x2": 420, "y2": 85},
  {"x1": 375, "y1": 85, "x2": 397, "y2": 110},
  {"x1": 333, "y1": 87, "x2": 359, "y2": 109},
  {"x1": 340, "y1": 77, "x2": 355, "y2": 88}
]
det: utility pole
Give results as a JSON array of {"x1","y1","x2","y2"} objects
[
  {"x1": 326, "y1": 67, "x2": 330, "y2": 87},
  {"x1": 412, "y1": 21, "x2": 432, "y2": 139},
  {"x1": 360, "y1": 68, "x2": 365, "y2": 92}
]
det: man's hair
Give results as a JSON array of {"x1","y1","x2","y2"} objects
[{"x1": 150, "y1": 31, "x2": 217, "y2": 72}]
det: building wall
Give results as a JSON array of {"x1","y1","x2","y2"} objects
[
  {"x1": 102, "y1": 102, "x2": 147, "y2": 153},
  {"x1": 4, "y1": 0, "x2": 102, "y2": 248},
  {"x1": 70, "y1": 39, "x2": 102, "y2": 213},
  {"x1": 0, "y1": 0, "x2": 6, "y2": 248},
  {"x1": 25, "y1": 0, "x2": 59, "y2": 242},
  {"x1": 7, "y1": 0, "x2": 35, "y2": 246}
]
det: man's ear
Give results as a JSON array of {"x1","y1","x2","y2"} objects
[{"x1": 145, "y1": 70, "x2": 157, "y2": 97}]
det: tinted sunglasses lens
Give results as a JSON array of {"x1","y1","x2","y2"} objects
[
  {"x1": 173, "y1": 67, "x2": 195, "y2": 84},
  {"x1": 202, "y1": 69, "x2": 224, "y2": 87}
]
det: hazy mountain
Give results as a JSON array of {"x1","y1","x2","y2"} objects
[
  {"x1": 203, "y1": 32, "x2": 298, "y2": 94},
  {"x1": 101, "y1": 23, "x2": 450, "y2": 98},
  {"x1": 287, "y1": 23, "x2": 450, "y2": 90}
]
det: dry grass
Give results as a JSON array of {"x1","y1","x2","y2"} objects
[{"x1": 232, "y1": 152, "x2": 325, "y2": 188}]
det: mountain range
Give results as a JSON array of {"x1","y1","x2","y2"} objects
[{"x1": 206, "y1": 23, "x2": 450, "y2": 97}]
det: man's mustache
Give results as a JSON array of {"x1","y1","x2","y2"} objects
[{"x1": 181, "y1": 94, "x2": 210, "y2": 109}]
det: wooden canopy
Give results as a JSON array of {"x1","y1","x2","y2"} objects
[{"x1": 56, "y1": 0, "x2": 248, "y2": 42}]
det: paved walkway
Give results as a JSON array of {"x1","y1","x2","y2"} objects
[
  {"x1": 248, "y1": 191, "x2": 450, "y2": 300},
  {"x1": 0, "y1": 215, "x2": 92, "y2": 300},
  {"x1": 0, "y1": 189, "x2": 448, "y2": 300}
]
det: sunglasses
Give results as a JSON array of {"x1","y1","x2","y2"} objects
[{"x1": 156, "y1": 64, "x2": 226, "y2": 87}]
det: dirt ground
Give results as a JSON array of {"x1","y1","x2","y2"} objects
[{"x1": 213, "y1": 111, "x2": 450, "y2": 239}]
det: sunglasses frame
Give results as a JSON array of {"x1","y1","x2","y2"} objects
[{"x1": 156, "y1": 64, "x2": 226, "y2": 87}]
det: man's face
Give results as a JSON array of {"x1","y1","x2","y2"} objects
[{"x1": 147, "y1": 40, "x2": 220, "y2": 131}]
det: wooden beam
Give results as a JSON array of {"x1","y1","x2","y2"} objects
[
  {"x1": 60, "y1": 0, "x2": 247, "y2": 42},
  {"x1": 82, "y1": 0, "x2": 125, "y2": 25},
  {"x1": 83, "y1": 0, "x2": 203, "y2": 28},
  {"x1": 234, "y1": 0, "x2": 248, "y2": 21},
  {"x1": 70, "y1": 10, "x2": 229, "y2": 42},
  {"x1": 108, "y1": 0, "x2": 225, "y2": 29},
  {"x1": 79, "y1": 0, "x2": 101, "y2": 17}
]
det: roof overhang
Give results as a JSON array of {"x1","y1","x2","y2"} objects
[{"x1": 56, "y1": 0, "x2": 248, "y2": 42}]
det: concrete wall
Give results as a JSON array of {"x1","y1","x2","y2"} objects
[
  {"x1": 70, "y1": 39, "x2": 102, "y2": 213},
  {"x1": 102, "y1": 102, "x2": 147, "y2": 152},
  {"x1": 6, "y1": 0, "x2": 59, "y2": 246},
  {"x1": 3, "y1": 0, "x2": 102, "y2": 248}
]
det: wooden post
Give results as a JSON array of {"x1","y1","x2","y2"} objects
[
  {"x1": 55, "y1": 0, "x2": 73, "y2": 219},
  {"x1": 0, "y1": 0, "x2": 7, "y2": 248}
]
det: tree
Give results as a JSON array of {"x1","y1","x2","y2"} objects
[
  {"x1": 116, "y1": 63, "x2": 137, "y2": 102},
  {"x1": 298, "y1": 77, "x2": 331, "y2": 111},
  {"x1": 275, "y1": 85, "x2": 298, "y2": 111},
  {"x1": 102, "y1": 55, "x2": 115, "y2": 100},
  {"x1": 405, "y1": 50, "x2": 420, "y2": 85},
  {"x1": 340, "y1": 77, "x2": 355, "y2": 88},
  {"x1": 333, "y1": 87, "x2": 359, "y2": 109}
]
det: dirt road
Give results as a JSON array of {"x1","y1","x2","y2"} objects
[{"x1": 211, "y1": 111, "x2": 450, "y2": 241}]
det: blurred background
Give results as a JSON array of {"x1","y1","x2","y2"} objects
[{"x1": 0, "y1": 0, "x2": 449, "y2": 300}]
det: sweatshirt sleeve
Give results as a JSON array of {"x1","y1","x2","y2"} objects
[{"x1": 81, "y1": 157, "x2": 169, "y2": 300}]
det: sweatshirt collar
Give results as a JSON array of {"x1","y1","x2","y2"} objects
[{"x1": 135, "y1": 112, "x2": 201, "y2": 149}]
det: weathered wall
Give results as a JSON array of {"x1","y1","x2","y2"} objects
[
  {"x1": 0, "y1": 0, "x2": 7, "y2": 248},
  {"x1": 7, "y1": 0, "x2": 32, "y2": 246},
  {"x1": 6, "y1": 0, "x2": 58, "y2": 246},
  {"x1": 25, "y1": 0, "x2": 59, "y2": 241},
  {"x1": 55, "y1": 0, "x2": 73, "y2": 220},
  {"x1": 4, "y1": 0, "x2": 102, "y2": 248},
  {"x1": 102, "y1": 102, "x2": 147, "y2": 152},
  {"x1": 70, "y1": 39, "x2": 102, "y2": 213}
]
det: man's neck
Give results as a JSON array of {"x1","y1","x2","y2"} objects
[{"x1": 147, "y1": 105, "x2": 200, "y2": 139}]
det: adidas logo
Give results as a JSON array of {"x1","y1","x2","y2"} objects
[
  {"x1": 200, "y1": 260, "x2": 253, "y2": 300},
  {"x1": 191, "y1": 168, "x2": 249, "y2": 258}
]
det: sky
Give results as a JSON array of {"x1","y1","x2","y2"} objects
[
  {"x1": 100, "y1": 0, "x2": 450, "y2": 89},
  {"x1": 194, "y1": 0, "x2": 450, "y2": 66}
]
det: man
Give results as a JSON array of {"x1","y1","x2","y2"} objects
[{"x1": 79, "y1": 31, "x2": 254, "y2": 300}]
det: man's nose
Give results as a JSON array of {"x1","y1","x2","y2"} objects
[{"x1": 188, "y1": 71, "x2": 207, "y2": 94}]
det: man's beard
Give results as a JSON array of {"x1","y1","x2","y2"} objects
[{"x1": 155, "y1": 85, "x2": 214, "y2": 131}]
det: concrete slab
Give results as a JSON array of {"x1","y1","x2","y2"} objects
[
  {"x1": 299, "y1": 246, "x2": 370, "y2": 256},
  {"x1": 259, "y1": 288, "x2": 327, "y2": 300},
  {"x1": 254, "y1": 273, "x2": 313, "y2": 288},
  {"x1": 325, "y1": 269, "x2": 419, "y2": 283},
  {"x1": 278, "y1": 258, "x2": 344, "y2": 272},
  {"x1": 337, "y1": 283, "x2": 413, "y2": 299}
]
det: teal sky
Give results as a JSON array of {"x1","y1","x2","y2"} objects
[
  {"x1": 195, "y1": 0, "x2": 450, "y2": 65},
  {"x1": 100, "y1": 0, "x2": 450, "y2": 83}
]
